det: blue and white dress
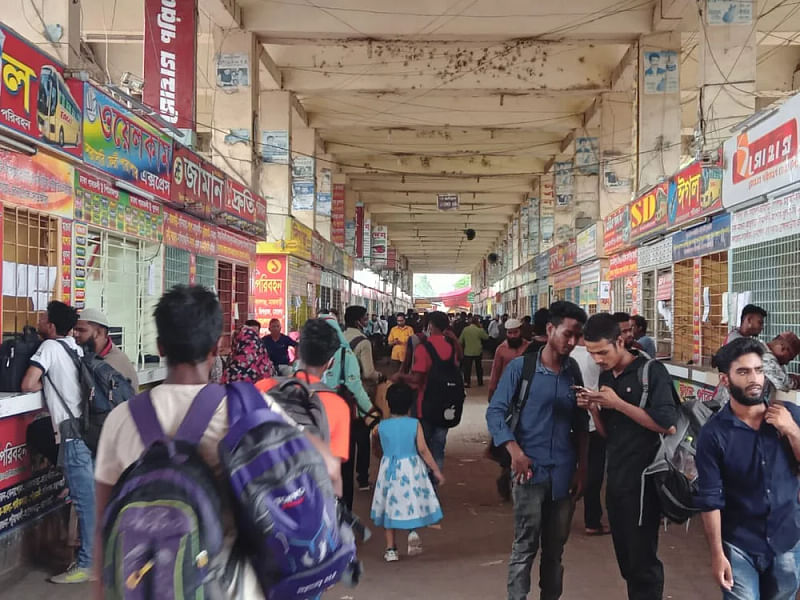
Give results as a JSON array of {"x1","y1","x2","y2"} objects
[{"x1": 371, "y1": 416, "x2": 443, "y2": 529}]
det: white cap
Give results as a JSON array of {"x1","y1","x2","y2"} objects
[
  {"x1": 505, "y1": 318, "x2": 522, "y2": 330},
  {"x1": 78, "y1": 308, "x2": 110, "y2": 328}
]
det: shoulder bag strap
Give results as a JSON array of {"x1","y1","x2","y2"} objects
[
  {"x1": 43, "y1": 371, "x2": 78, "y2": 422},
  {"x1": 421, "y1": 340, "x2": 443, "y2": 366},
  {"x1": 174, "y1": 384, "x2": 226, "y2": 444},
  {"x1": 129, "y1": 391, "x2": 165, "y2": 447},
  {"x1": 508, "y1": 349, "x2": 540, "y2": 431},
  {"x1": 338, "y1": 347, "x2": 348, "y2": 384},
  {"x1": 638, "y1": 359, "x2": 656, "y2": 409}
]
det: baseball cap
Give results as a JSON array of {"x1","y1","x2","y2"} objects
[
  {"x1": 505, "y1": 318, "x2": 522, "y2": 330},
  {"x1": 79, "y1": 308, "x2": 110, "y2": 328}
]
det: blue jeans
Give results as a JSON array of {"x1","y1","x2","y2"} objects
[
  {"x1": 723, "y1": 540, "x2": 800, "y2": 600},
  {"x1": 420, "y1": 420, "x2": 448, "y2": 472},
  {"x1": 62, "y1": 439, "x2": 96, "y2": 568}
]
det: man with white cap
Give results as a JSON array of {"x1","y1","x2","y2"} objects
[{"x1": 73, "y1": 308, "x2": 139, "y2": 390}]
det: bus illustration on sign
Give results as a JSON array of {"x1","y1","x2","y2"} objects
[{"x1": 37, "y1": 65, "x2": 81, "y2": 147}]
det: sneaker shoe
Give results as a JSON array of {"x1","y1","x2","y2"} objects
[
  {"x1": 407, "y1": 531, "x2": 423, "y2": 556},
  {"x1": 358, "y1": 482, "x2": 371, "y2": 491},
  {"x1": 384, "y1": 548, "x2": 400, "y2": 562},
  {"x1": 49, "y1": 563, "x2": 95, "y2": 584}
]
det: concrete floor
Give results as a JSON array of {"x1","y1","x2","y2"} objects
[{"x1": 0, "y1": 384, "x2": 722, "y2": 600}]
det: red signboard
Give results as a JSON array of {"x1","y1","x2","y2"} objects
[
  {"x1": 355, "y1": 203, "x2": 364, "y2": 258},
  {"x1": 607, "y1": 249, "x2": 638, "y2": 280},
  {"x1": 254, "y1": 255, "x2": 288, "y2": 334},
  {"x1": 732, "y1": 119, "x2": 797, "y2": 185},
  {"x1": 163, "y1": 207, "x2": 215, "y2": 256},
  {"x1": 657, "y1": 272, "x2": 672, "y2": 301},
  {"x1": 171, "y1": 145, "x2": 225, "y2": 220},
  {"x1": 387, "y1": 246, "x2": 398, "y2": 270},
  {"x1": 668, "y1": 162, "x2": 722, "y2": 228},
  {"x1": 143, "y1": 0, "x2": 197, "y2": 131},
  {"x1": 549, "y1": 241, "x2": 577, "y2": 273},
  {"x1": 604, "y1": 204, "x2": 630, "y2": 254},
  {"x1": 217, "y1": 178, "x2": 267, "y2": 238},
  {"x1": 0, "y1": 412, "x2": 39, "y2": 491},
  {"x1": 630, "y1": 182, "x2": 668, "y2": 241},
  {"x1": 331, "y1": 183, "x2": 345, "y2": 248},
  {"x1": 216, "y1": 228, "x2": 254, "y2": 264},
  {"x1": 0, "y1": 25, "x2": 83, "y2": 157}
]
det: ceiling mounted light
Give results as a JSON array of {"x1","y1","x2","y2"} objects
[{"x1": 464, "y1": 229, "x2": 476, "y2": 241}]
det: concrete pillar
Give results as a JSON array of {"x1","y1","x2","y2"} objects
[
  {"x1": 572, "y1": 131, "x2": 601, "y2": 230},
  {"x1": 210, "y1": 29, "x2": 258, "y2": 189},
  {"x1": 258, "y1": 91, "x2": 292, "y2": 242},
  {"x1": 4, "y1": 0, "x2": 81, "y2": 67},
  {"x1": 316, "y1": 152, "x2": 334, "y2": 241},
  {"x1": 599, "y1": 92, "x2": 635, "y2": 218},
  {"x1": 638, "y1": 33, "x2": 682, "y2": 190},
  {"x1": 292, "y1": 126, "x2": 318, "y2": 231},
  {"x1": 697, "y1": 4, "x2": 756, "y2": 151}
]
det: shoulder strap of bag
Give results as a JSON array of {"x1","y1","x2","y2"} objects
[
  {"x1": 421, "y1": 339, "x2": 444, "y2": 367},
  {"x1": 43, "y1": 371, "x2": 78, "y2": 422},
  {"x1": 508, "y1": 349, "x2": 540, "y2": 430},
  {"x1": 337, "y1": 347, "x2": 348, "y2": 384},
  {"x1": 638, "y1": 358, "x2": 657, "y2": 409},
  {"x1": 349, "y1": 335, "x2": 367, "y2": 351}
]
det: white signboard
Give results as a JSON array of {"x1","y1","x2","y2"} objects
[
  {"x1": 372, "y1": 225, "x2": 388, "y2": 263},
  {"x1": 706, "y1": 0, "x2": 753, "y2": 25},
  {"x1": 643, "y1": 50, "x2": 678, "y2": 95},
  {"x1": 437, "y1": 194, "x2": 459, "y2": 211},
  {"x1": 731, "y1": 190, "x2": 800, "y2": 248},
  {"x1": 576, "y1": 223, "x2": 598, "y2": 264},
  {"x1": 722, "y1": 92, "x2": 800, "y2": 209}
]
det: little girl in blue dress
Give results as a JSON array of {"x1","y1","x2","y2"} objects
[{"x1": 371, "y1": 383, "x2": 444, "y2": 562}]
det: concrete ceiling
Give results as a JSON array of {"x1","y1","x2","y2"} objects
[{"x1": 77, "y1": 0, "x2": 800, "y2": 273}]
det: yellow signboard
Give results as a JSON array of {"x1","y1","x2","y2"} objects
[{"x1": 256, "y1": 218, "x2": 313, "y2": 261}]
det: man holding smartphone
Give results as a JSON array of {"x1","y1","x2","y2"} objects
[{"x1": 486, "y1": 301, "x2": 589, "y2": 600}]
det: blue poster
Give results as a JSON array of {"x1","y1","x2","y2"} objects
[{"x1": 671, "y1": 213, "x2": 730, "y2": 262}]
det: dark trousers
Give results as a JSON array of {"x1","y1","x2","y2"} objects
[
  {"x1": 462, "y1": 354, "x2": 483, "y2": 386},
  {"x1": 507, "y1": 479, "x2": 574, "y2": 600},
  {"x1": 606, "y1": 483, "x2": 664, "y2": 600},
  {"x1": 584, "y1": 431, "x2": 606, "y2": 529},
  {"x1": 341, "y1": 418, "x2": 371, "y2": 510}
]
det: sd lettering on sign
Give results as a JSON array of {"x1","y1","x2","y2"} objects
[{"x1": 630, "y1": 182, "x2": 668, "y2": 242}]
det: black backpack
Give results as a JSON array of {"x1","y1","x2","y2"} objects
[
  {"x1": 420, "y1": 339, "x2": 466, "y2": 428},
  {"x1": 0, "y1": 326, "x2": 41, "y2": 392},
  {"x1": 47, "y1": 340, "x2": 137, "y2": 454}
]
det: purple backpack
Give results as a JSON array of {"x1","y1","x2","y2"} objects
[
  {"x1": 219, "y1": 382, "x2": 357, "y2": 599},
  {"x1": 101, "y1": 385, "x2": 228, "y2": 600}
]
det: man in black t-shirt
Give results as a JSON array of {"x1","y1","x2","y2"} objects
[{"x1": 577, "y1": 313, "x2": 677, "y2": 600}]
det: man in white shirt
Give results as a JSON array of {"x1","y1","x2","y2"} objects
[{"x1": 21, "y1": 301, "x2": 94, "y2": 584}]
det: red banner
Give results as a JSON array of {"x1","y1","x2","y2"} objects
[
  {"x1": 331, "y1": 183, "x2": 345, "y2": 248},
  {"x1": 355, "y1": 203, "x2": 364, "y2": 258},
  {"x1": 608, "y1": 249, "x2": 638, "y2": 280},
  {"x1": 668, "y1": 162, "x2": 723, "y2": 228},
  {"x1": 604, "y1": 204, "x2": 630, "y2": 254},
  {"x1": 0, "y1": 412, "x2": 38, "y2": 491},
  {"x1": 163, "y1": 207, "x2": 215, "y2": 256},
  {"x1": 171, "y1": 145, "x2": 225, "y2": 220},
  {"x1": 143, "y1": 0, "x2": 197, "y2": 131},
  {"x1": 0, "y1": 25, "x2": 83, "y2": 157},
  {"x1": 254, "y1": 255, "x2": 288, "y2": 334},
  {"x1": 217, "y1": 228, "x2": 254, "y2": 265},
  {"x1": 732, "y1": 119, "x2": 797, "y2": 185},
  {"x1": 217, "y1": 178, "x2": 267, "y2": 238},
  {"x1": 549, "y1": 240, "x2": 577, "y2": 273},
  {"x1": 630, "y1": 182, "x2": 668, "y2": 241}
]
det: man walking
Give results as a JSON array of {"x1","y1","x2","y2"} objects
[
  {"x1": 73, "y1": 308, "x2": 139, "y2": 389},
  {"x1": 579, "y1": 313, "x2": 677, "y2": 600},
  {"x1": 697, "y1": 337, "x2": 800, "y2": 599},
  {"x1": 21, "y1": 301, "x2": 94, "y2": 584},
  {"x1": 460, "y1": 316, "x2": 489, "y2": 388},
  {"x1": 387, "y1": 313, "x2": 414, "y2": 371},
  {"x1": 486, "y1": 301, "x2": 590, "y2": 600},
  {"x1": 726, "y1": 304, "x2": 767, "y2": 343}
]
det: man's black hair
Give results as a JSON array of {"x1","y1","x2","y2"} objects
[
  {"x1": 154, "y1": 285, "x2": 222, "y2": 366},
  {"x1": 522, "y1": 315, "x2": 532, "y2": 323},
  {"x1": 245, "y1": 319, "x2": 261, "y2": 329},
  {"x1": 428, "y1": 311, "x2": 449, "y2": 332},
  {"x1": 584, "y1": 313, "x2": 621, "y2": 343},
  {"x1": 612, "y1": 312, "x2": 631, "y2": 323},
  {"x1": 712, "y1": 337, "x2": 765, "y2": 374},
  {"x1": 47, "y1": 301, "x2": 79, "y2": 336},
  {"x1": 533, "y1": 308, "x2": 550, "y2": 336},
  {"x1": 740, "y1": 304, "x2": 767, "y2": 322},
  {"x1": 549, "y1": 301, "x2": 587, "y2": 328},
  {"x1": 298, "y1": 319, "x2": 341, "y2": 367},
  {"x1": 387, "y1": 382, "x2": 415, "y2": 416},
  {"x1": 345, "y1": 305, "x2": 368, "y2": 328},
  {"x1": 632, "y1": 314, "x2": 648, "y2": 335},
  {"x1": 397, "y1": 312, "x2": 406, "y2": 319}
]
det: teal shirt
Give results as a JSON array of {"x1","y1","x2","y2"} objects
[
  {"x1": 318, "y1": 316, "x2": 372, "y2": 416},
  {"x1": 459, "y1": 324, "x2": 489, "y2": 357}
]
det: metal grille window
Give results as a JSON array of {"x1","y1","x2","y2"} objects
[
  {"x1": 234, "y1": 264, "x2": 249, "y2": 330},
  {"x1": 733, "y1": 234, "x2": 800, "y2": 374},
  {"x1": 196, "y1": 255, "x2": 216, "y2": 290},
  {"x1": 673, "y1": 260, "x2": 694, "y2": 364},
  {"x1": 83, "y1": 228, "x2": 161, "y2": 365},
  {"x1": 640, "y1": 267, "x2": 673, "y2": 358},
  {"x1": 320, "y1": 286, "x2": 331, "y2": 313},
  {"x1": 164, "y1": 246, "x2": 190, "y2": 292},
  {"x1": 701, "y1": 252, "x2": 728, "y2": 364},
  {"x1": 218, "y1": 261, "x2": 234, "y2": 353}
]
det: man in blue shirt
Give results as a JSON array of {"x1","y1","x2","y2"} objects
[
  {"x1": 696, "y1": 337, "x2": 800, "y2": 599},
  {"x1": 486, "y1": 301, "x2": 589, "y2": 600},
  {"x1": 261, "y1": 318, "x2": 297, "y2": 375}
]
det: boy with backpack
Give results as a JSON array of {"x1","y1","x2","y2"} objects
[
  {"x1": 93, "y1": 286, "x2": 352, "y2": 599},
  {"x1": 21, "y1": 301, "x2": 94, "y2": 584},
  {"x1": 579, "y1": 313, "x2": 678, "y2": 600}
]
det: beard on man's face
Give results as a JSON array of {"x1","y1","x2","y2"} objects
[
  {"x1": 507, "y1": 337, "x2": 523, "y2": 349},
  {"x1": 729, "y1": 380, "x2": 764, "y2": 406},
  {"x1": 83, "y1": 336, "x2": 97, "y2": 354}
]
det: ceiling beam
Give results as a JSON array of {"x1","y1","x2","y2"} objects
[
  {"x1": 357, "y1": 192, "x2": 524, "y2": 205},
  {"x1": 337, "y1": 154, "x2": 546, "y2": 177},
  {"x1": 199, "y1": 0, "x2": 242, "y2": 29},
  {"x1": 259, "y1": 46, "x2": 282, "y2": 89},
  {"x1": 348, "y1": 176, "x2": 535, "y2": 193},
  {"x1": 291, "y1": 93, "x2": 309, "y2": 128}
]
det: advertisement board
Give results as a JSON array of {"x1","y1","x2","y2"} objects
[
  {"x1": 576, "y1": 223, "x2": 599, "y2": 263},
  {"x1": 0, "y1": 25, "x2": 83, "y2": 157},
  {"x1": 218, "y1": 178, "x2": 267, "y2": 238},
  {"x1": 331, "y1": 183, "x2": 345, "y2": 248},
  {"x1": 254, "y1": 254, "x2": 288, "y2": 334},
  {"x1": 372, "y1": 225, "x2": 388, "y2": 264},
  {"x1": 162, "y1": 207, "x2": 215, "y2": 256},
  {"x1": 608, "y1": 249, "x2": 638, "y2": 280},
  {"x1": 672, "y1": 213, "x2": 731, "y2": 262},
  {"x1": 171, "y1": 145, "x2": 225, "y2": 220},
  {"x1": 83, "y1": 85, "x2": 173, "y2": 201},
  {"x1": 731, "y1": 188, "x2": 800, "y2": 248},
  {"x1": 630, "y1": 182, "x2": 668, "y2": 241},
  {"x1": 0, "y1": 149, "x2": 73, "y2": 218},
  {"x1": 216, "y1": 228, "x2": 254, "y2": 265},
  {"x1": 667, "y1": 162, "x2": 723, "y2": 228},
  {"x1": 604, "y1": 204, "x2": 630, "y2": 254}
]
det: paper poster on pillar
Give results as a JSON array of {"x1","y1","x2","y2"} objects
[
  {"x1": 706, "y1": 0, "x2": 753, "y2": 25},
  {"x1": 216, "y1": 53, "x2": 250, "y2": 89},
  {"x1": 261, "y1": 130, "x2": 289, "y2": 164},
  {"x1": 554, "y1": 162, "x2": 573, "y2": 207},
  {"x1": 643, "y1": 50, "x2": 678, "y2": 95},
  {"x1": 575, "y1": 138, "x2": 599, "y2": 175}
]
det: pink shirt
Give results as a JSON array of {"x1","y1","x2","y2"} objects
[{"x1": 488, "y1": 339, "x2": 530, "y2": 398}]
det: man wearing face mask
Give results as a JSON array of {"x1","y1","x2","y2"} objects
[
  {"x1": 73, "y1": 308, "x2": 139, "y2": 389},
  {"x1": 696, "y1": 337, "x2": 800, "y2": 599}
]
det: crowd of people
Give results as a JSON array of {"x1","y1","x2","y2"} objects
[{"x1": 17, "y1": 287, "x2": 800, "y2": 600}]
